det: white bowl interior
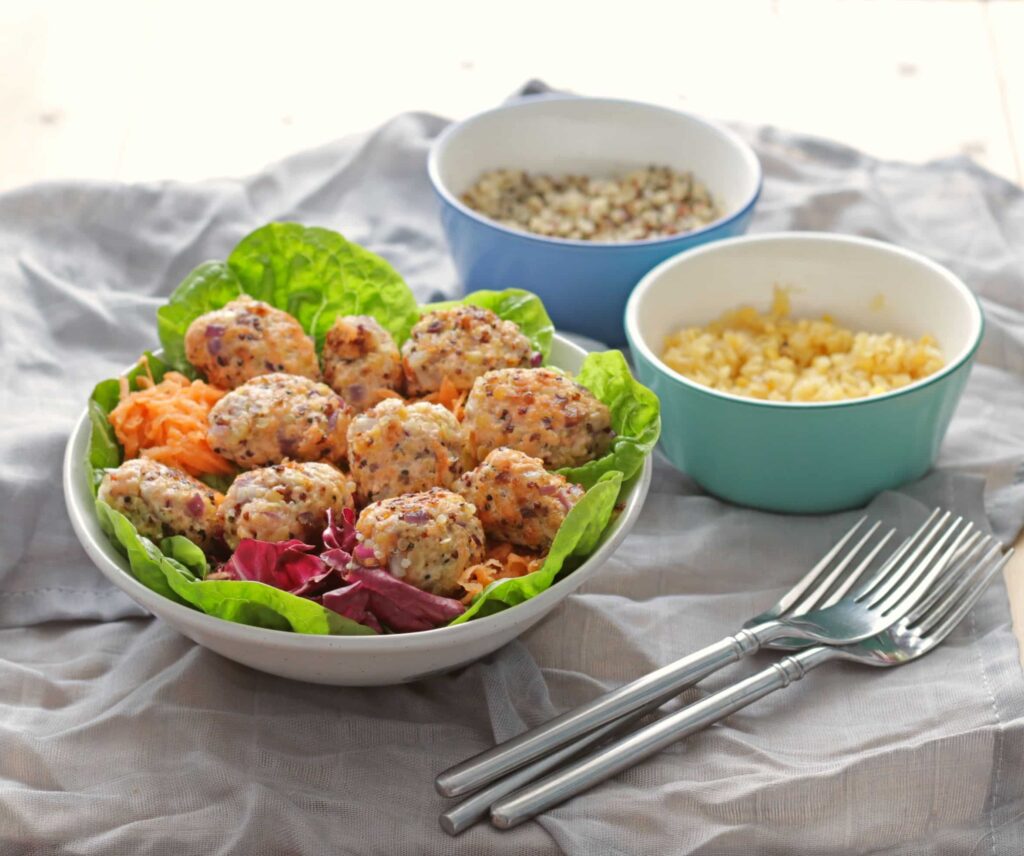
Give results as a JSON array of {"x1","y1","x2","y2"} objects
[
  {"x1": 629, "y1": 233, "x2": 982, "y2": 385},
  {"x1": 64, "y1": 334, "x2": 652, "y2": 684},
  {"x1": 433, "y1": 96, "x2": 761, "y2": 221}
]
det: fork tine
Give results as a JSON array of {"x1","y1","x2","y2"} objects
[
  {"x1": 854, "y1": 509, "x2": 945, "y2": 602},
  {"x1": 790, "y1": 522, "x2": 897, "y2": 614},
  {"x1": 912, "y1": 543, "x2": 1002, "y2": 634},
  {"x1": 865, "y1": 515, "x2": 965, "y2": 608},
  {"x1": 904, "y1": 532, "x2": 988, "y2": 624},
  {"x1": 874, "y1": 519, "x2": 976, "y2": 618},
  {"x1": 772, "y1": 516, "x2": 867, "y2": 615},
  {"x1": 916, "y1": 549, "x2": 1011, "y2": 640},
  {"x1": 817, "y1": 528, "x2": 896, "y2": 610},
  {"x1": 790, "y1": 521, "x2": 883, "y2": 615}
]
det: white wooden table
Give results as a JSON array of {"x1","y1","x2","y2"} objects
[{"x1": 2, "y1": 0, "x2": 1021, "y2": 655}]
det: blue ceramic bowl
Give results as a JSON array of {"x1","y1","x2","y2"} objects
[
  {"x1": 428, "y1": 96, "x2": 762, "y2": 345},
  {"x1": 625, "y1": 233, "x2": 984, "y2": 513}
]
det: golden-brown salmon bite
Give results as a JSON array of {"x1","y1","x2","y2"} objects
[
  {"x1": 98, "y1": 457, "x2": 223, "y2": 551},
  {"x1": 322, "y1": 315, "x2": 404, "y2": 411},
  {"x1": 347, "y1": 398, "x2": 470, "y2": 504},
  {"x1": 401, "y1": 305, "x2": 534, "y2": 397},
  {"x1": 184, "y1": 295, "x2": 319, "y2": 389},
  {"x1": 463, "y1": 367, "x2": 614, "y2": 469},
  {"x1": 218, "y1": 461, "x2": 356, "y2": 549},
  {"x1": 456, "y1": 447, "x2": 585, "y2": 551},
  {"x1": 207, "y1": 373, "x2": 352, "y2": 468},
  {"x1": 354, "y1": 488, "x2": 486, "y2": 598}
]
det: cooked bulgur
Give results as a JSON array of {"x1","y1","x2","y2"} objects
[{"x1": 661, "y1": 289, "x2": 944, "y2": 402}]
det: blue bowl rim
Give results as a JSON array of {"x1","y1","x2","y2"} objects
[
  {"x1": 624, "y1": 231, "x2": 986, "y2": 411},
  {"x1": 427, "y1": 94, "x2": 764, "y2": 251}
]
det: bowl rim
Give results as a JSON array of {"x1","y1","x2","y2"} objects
[
  {"x1": 427, "y1": 94, "x2": 763, "y2": 251},
  {"x1": 624, "y1": 231, "x2": 986, "y2": 410},
  {"x1": 63, "y1": 333, "x2": 653, "y2": 651}
]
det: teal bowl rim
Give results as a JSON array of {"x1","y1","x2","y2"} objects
[
  {"x1": 624, "y1": 231, "x2": 985, "y2": 411},
  {"x1": 427, "y1": 94, "x2": 763, "y2": 252}
]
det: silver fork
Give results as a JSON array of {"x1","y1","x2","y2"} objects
[
  {"x1": 490, "y1": 540, "x2": 1012, "y2": 828},
  {"x1": 436, "y1": 509, "x2": 969, "y2": 799}
]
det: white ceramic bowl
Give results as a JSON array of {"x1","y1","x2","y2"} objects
[{"x1": 64, "y1": 335, "x2": 652, "y2": 686}]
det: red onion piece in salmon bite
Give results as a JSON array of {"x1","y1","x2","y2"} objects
[
  {"x1": 345, "y1": 384, "x2": 366, "y2": 406},
  {"x1": 400, "y1": 510, "x2": 431, "y2": 525},
  {"x1": 530, "y1": 351, "x2": 543, "y2": 367},
  {"x1": 205, "y1": 324, "x2": 225, "y2": 355},
  {"x1": 278, "y1": 430, "x2": 300, "y2": 460},
  {"x1": 185, "y1": 493, "x2": 206, "y2": 517}
]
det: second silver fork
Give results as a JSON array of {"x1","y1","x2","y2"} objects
[{"x1": 490, "y1": 537, "x2": 1011, "y2": 828}]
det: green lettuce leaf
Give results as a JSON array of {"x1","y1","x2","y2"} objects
[
  {"x1": 451, "y1": 470, "x2": 623, "y2": 624},
  {"x1": 157, "y1": 261, "x2": 242, "y2": 374},
  {"x1": 559, "y1": 350, "x2": 661, "y2": 491},
  {"x1": 97, "y1": 501, "x2": 375, "y2": 636},
  {"x1": 227, "y1": 222, "x2": 421, "y2": 349},
  {"x1": 87, "y1": 351, "x2": 171, "y2": 493},
  {"x1": 423, "y1": 288, "x2": 555, "y2": 361}
]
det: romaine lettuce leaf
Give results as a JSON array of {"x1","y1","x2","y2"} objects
[
  {"x1": 97, "y1": 500, "x2": 375, "y2": 636},
  {"x1": 423, "y1": 288, "x2": 555, "y2": 362},
  {"x1": 451, "y1": 470, "x2": 623, "y2": 624},
  {"x1": 227, "y1": 222, "x2": 421, "y2": 349},
  {"x1": 157, "y1": 261, "x2": 242, "y2": 374},
  {"x1": 559, "y1": 350, "x2": 661, "y2": 491}
]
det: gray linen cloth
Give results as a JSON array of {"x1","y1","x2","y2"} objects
[{"x1": 1, "y1": 102, "x2": 1023, "y2": 854}]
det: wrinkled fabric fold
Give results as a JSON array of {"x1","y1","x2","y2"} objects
[{"x1": 1, "y1": 99, "x2": 1023, "y2": 853}]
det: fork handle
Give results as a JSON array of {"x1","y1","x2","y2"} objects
[
  {"x1": 435, "y1": 629, "x2": 770, "y2": 798},
  {"x1": 490, "y1": 645, "x2": 838, "y2": 828}
]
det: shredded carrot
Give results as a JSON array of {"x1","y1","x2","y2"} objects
[
  {"x1": 423, "y1": 376, "x2": 467, "y2": 418},
  {"x1": 368, "y1": 387, "x2": 404, "y2": 407},
  {"x1": 457, "y1": 542, "x2": 545, "y2": 604},
  {"x1": 108, "y1": 370, "x2": 234, "y2": 478}
]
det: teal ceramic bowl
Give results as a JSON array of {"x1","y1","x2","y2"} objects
[{"x1": 624, "y1": 233, "x2": 984, "y2": 513}]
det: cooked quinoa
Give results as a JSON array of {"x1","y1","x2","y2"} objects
[
  {"x1": 461, "y1": 166, "x2": 720, "y2": 242},
  {"x1": 661, "y1": 289, "x2": 945, "y2": 402}
]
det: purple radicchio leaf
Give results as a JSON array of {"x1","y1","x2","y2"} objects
[{"x1": 219, "y1": 539, "x2": 326, "y2": 593}]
